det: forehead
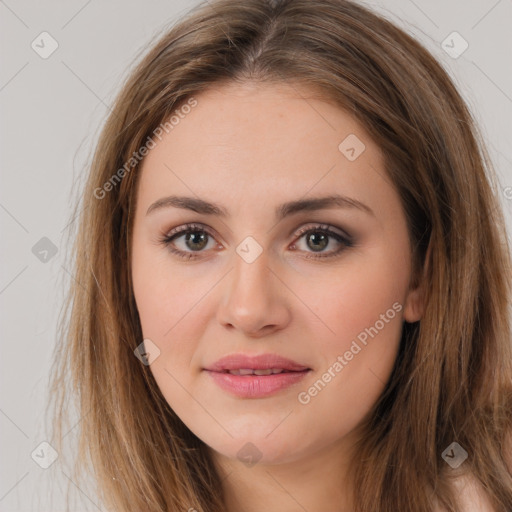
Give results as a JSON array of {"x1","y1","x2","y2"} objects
[
  {"x1": 159, "y1": 81, "x2": 363, "y2": 155},
  {"x1": 136, "y1": 81, "x2": 392, "y2": 220}
]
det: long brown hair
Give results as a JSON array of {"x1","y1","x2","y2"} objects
[{"x1": 47, "y1": 0, "x2": 512, "y2": 510}]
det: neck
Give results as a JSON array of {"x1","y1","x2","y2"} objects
[{"x1": 210, "y1": 430, "x2": 360, "y2": 512}]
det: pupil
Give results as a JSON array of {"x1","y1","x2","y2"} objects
[
  {"x1": 186, "y1": 232, "x2": 208, "y2": 251},
  {"x1": 308, "y1": 232, "x2": 328, "y2": 251}
]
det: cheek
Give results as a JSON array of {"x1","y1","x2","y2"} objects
[
  {"x1": 133, "y1": 287, "x2": 206, "y2": 392},
  {"x1": 131, "y1": 239, "x2": 199, "y2": 338},
  {"x1": 291, "y1": 248, "x2": 408, "y2": 353},
  {"x1": 132, "y1": 261, "x2": 202, "y2": 414},
  {"x1": 289, "y1": 250, "x2": 406, "y2": 416},
  {"x1": 298, "y1": 304, "x2": 401, "y2": 461},
  {"x1": 131, "y1": 243, "x2": 203, "y2": 379}
]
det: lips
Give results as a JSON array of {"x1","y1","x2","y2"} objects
[
  {"x1": 203, "y1": 353, "x2": 312, "y2": 398},
  {"x1": 225, "y1": 368, "x2": 290, "y2": 375},
  {"x1": 204, "y1": 353, "x2": 311, "y2": 373}
]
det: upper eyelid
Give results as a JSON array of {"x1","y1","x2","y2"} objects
[
  {"x1": 293, "y1": 223, "x2": 351, "y2": 240},
  {"x1": 165, "y1": 222, "x2": 351, "y2": 244}
]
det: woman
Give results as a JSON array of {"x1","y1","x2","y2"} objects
[{"x1": 48, "y1": 0, "x2": 512, "y2": 510}]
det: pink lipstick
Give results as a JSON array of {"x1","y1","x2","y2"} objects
[{"x1": 203, "y1": 353, "x2": 311, "y2": 398}]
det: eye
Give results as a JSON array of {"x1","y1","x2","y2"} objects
[
  {"x1": 290, "y1": 223, "x2": 353, "y2": 260},
  {"x1": 159, "y1": 223, "x2": 218, "y2": 260},
  {"x1": 158, "y1": 222, "x2": 353, "y2": 260}
]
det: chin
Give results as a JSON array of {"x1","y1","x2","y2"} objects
[{"x1": 202, "y1": 428, "x2": 310, "y2": 467}]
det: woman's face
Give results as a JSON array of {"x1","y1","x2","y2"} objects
[{"x1": 131, "y1": 81, "x2": 423, "y2": 467}]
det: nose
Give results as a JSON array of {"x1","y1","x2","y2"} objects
[{"x1": 216, "y1": 248, "x2": 292, "y2": 338}]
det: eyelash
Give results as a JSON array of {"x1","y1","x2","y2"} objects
[{"x1": 158, "y1": 222, "x2": 354, "y2": 261}]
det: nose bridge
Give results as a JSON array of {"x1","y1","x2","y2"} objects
[
  {"x1": 232, "y1": 244, "x2": 269, "y2": 297},
  {"x1": 217, "y1": 241, "x2": 290, "y2": 335}
]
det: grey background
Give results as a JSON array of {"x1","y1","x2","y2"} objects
[{"x1": 1, "y1": 0, "x2": 511, "y2": 510}]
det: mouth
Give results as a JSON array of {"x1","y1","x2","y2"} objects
[
  {"x1": 204, "y1": 352, "x2": 311, "y2": 373},
  {"x1": 219, "y1": 368, "x2": 305, "y2": 376},
  {"x1": 203, "y1": 353, "x2": 312, "y2": 398}
]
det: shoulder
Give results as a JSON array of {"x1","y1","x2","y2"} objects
[
  {"x1": 434, "y1": 428, "x2": 512, "y2": 511},
  {"x1": 432, "y1": 472, "x2": 496, "y2": 512},
  {"x1": 450, "y1": 473, "x2": 496, "y2": 512}
]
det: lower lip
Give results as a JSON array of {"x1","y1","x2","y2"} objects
[{"x1": 205, "y1": 370, "x2": 310, "y2": 398}]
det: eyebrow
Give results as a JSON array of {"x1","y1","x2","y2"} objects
[{"x1": 146, "y1": 194, "x2": 374, "y2": 219}]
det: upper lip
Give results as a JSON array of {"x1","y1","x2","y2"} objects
[{"x1": 204, "y1": 353, "x2": 311, "y2": 372}]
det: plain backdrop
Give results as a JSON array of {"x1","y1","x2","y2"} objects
[{"x1": 1, "y1": 0, "x2": 511, "y2": 510}]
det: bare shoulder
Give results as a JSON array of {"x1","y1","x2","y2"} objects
[
  {"x1": 451, "y1": 473, "x2": 496, "y2": 511},
  {"x1": 432, "y1": 473, "x2": 496, "y2": 512},
  {"x1": 433, "y1": 428, "x2": 512, "y2": 512}
]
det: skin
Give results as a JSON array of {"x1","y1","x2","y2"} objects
[{"x1": 131, "y1": 81, "x2": 425, "y2": 511}]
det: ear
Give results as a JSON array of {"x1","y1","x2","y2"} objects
[{"x1": 403, "y1": 240, "x2": 431, "y2": 323}]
